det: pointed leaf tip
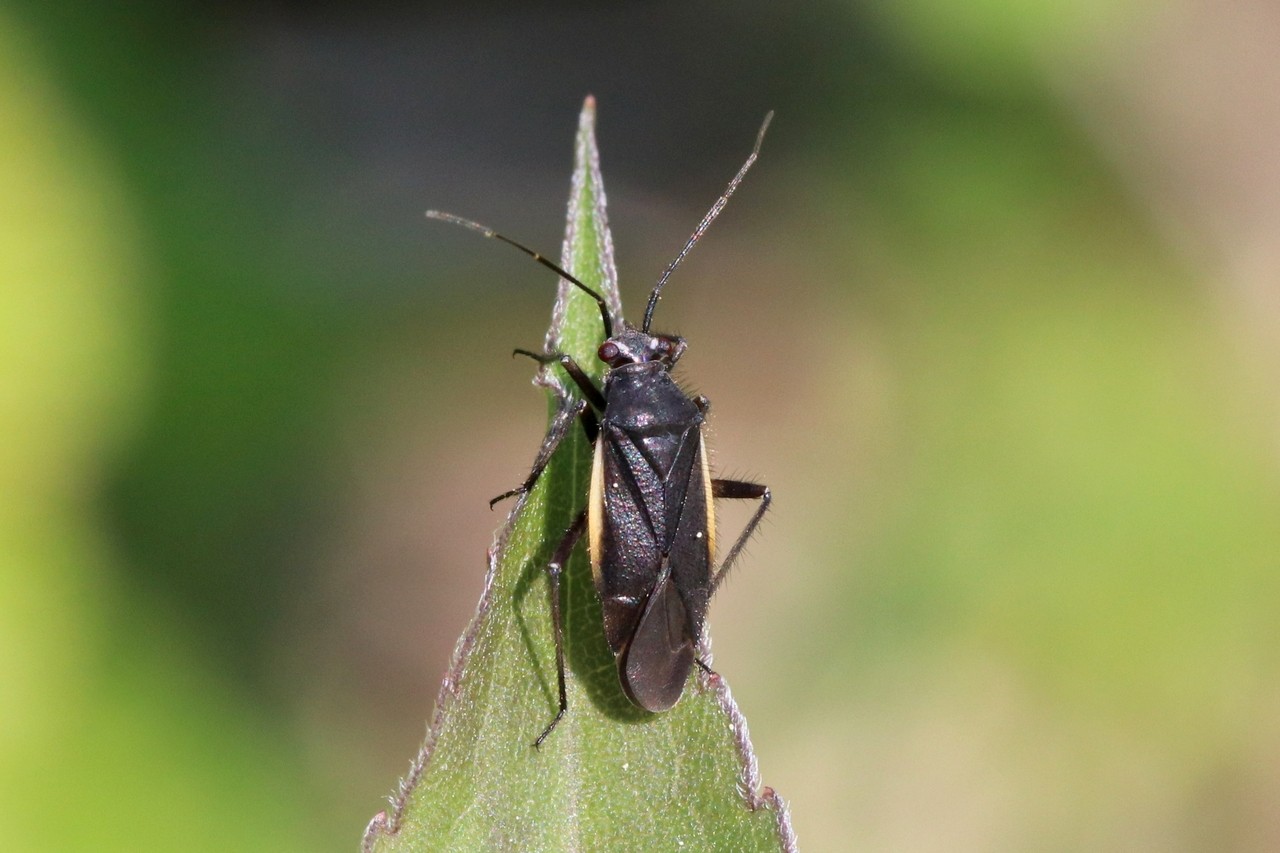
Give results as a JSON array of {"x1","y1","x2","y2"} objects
[{"x1": 366, "y1": 102, "x2": 792, "y2": 853}]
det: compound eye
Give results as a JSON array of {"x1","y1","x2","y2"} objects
[{"x1": 598, "y1": 341, "x2": 619, "y2": 363}]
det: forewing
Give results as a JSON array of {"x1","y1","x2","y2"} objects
[
  {"x1": 664, "y1": 425, "x2": 712, "y2": 638},
  {"x1": 616, "y1": 428, "x2": 711, "y2": 712},
  {"x1": 597, "y1": 419, "x2": 713, "y2": 710},
  {"x1": 595, "y1": 424, "x2": 666, "y2": 654},
  {"x1": 619, "y1": 567, "x2": 695, "y2": 712}
]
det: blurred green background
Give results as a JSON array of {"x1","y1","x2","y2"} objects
[{"x1": 5, "y1": 2, "x2": 1280, "y2": 850}]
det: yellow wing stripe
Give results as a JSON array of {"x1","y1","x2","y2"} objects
[
  {"x1": 588, "y1": 436, "x2": 605, "y2": 585},
  {"x1": 700, "y1": 429, "x2": 715, "y2": 561}
]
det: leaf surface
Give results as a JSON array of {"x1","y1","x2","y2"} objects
[{"x1": 364, "y1": 97, "x2": 793, "y2": 853}]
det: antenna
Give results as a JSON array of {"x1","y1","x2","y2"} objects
[
  {"x1": 641, "y1": 111, "x2": 774, "y2": 333},
  {"x1": 426, "y1": 210, "x2": 614, "y2": 339}
]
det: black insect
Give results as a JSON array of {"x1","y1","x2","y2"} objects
[{"x1": 427, "y1": 112, "x2": 774, "y2": 747}]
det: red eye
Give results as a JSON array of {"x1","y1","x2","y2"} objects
[{"x1": 598, "y1": 341, "x2": 618, "y2": 362}]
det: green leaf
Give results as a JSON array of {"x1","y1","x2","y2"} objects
[{"x1": 364, "y1": 97, "x2": 793, "y2": 853}]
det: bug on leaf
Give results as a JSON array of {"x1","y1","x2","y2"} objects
[{"x1": 427, "y1": 111, "x2": 773, "y2": 747}]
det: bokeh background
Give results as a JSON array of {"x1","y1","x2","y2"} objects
[{"x1": 5, "y1": 2, "x2": 1280, "y2": 850}]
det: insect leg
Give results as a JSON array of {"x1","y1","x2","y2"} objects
[
  {"x1": 490, "y1": 348, "x2": 604, "y2": 507},
  {"x1": 709, "y1": 478, "x2": 771, "y2": 593},
  {"x1": 489, "y1": 397, "x2": 599, "y2": 508},
  {"x1": 534, "y1": 508, "x2": 588, "y2": 749},
  {"x1": 513, "y1": 348, "x2": 606, "y2": 411},
  {"x1": 693, "y1": 656, "x2": 721, "y2": 680}
]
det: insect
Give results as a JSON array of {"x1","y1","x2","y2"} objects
[{"x1": 427, "y1": 112, "x2": 774, "y2": 747}]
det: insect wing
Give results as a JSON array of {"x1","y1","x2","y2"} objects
[
  {"x1": 620, "y1": 566, "x2": 693, "y2": 711},
  {"x1": 592, "y1": 421, "x2": 670, "y2": 654},
  {"x1": 591, "y1": 407, "x2": 713, "y2": 711}
]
